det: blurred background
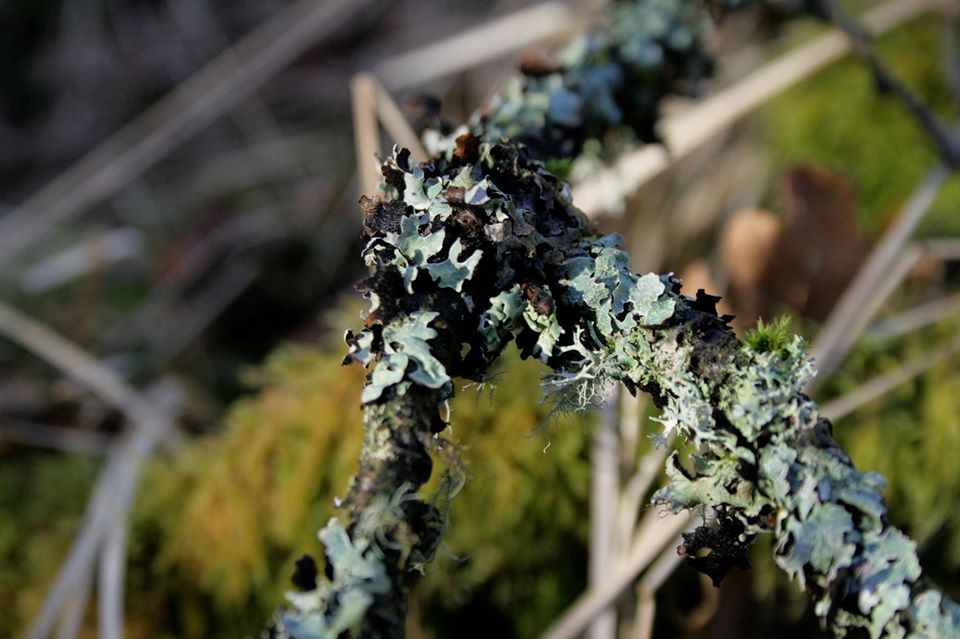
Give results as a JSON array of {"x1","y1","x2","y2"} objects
[{"x1": 2, "y1": 0, "x2": 960, "y2": 637}]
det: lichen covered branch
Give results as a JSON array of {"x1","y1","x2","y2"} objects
[
  {"x1": 275, "y1": 130, "x2": 960, "y2": 636},
  {"x1": 268, "y1": 1, "x2": 960, "y2": 637}
]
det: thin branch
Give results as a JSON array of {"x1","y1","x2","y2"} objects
[
  {"x1": 868, "y1": 289, "x2": 960, "y2": 340},
  {"x1": 351, "y1": 73, "x2": 383, "y2": 197},
  {"x1": 631, "y1": 539, "x2": 688, "y2": 639},
  {"x1": 54, "y1": 573, "x2": 91, "y2": 639},
  {"x1": 939, "y1": 5, "x2": 960, "y2": 112},
  {"x1": 616, "y1": 440, "x2": 672, "y2": 557},
  {"x1": 809, "y1": 166, "x2": 948, "y2": 391},
  {"x1": 572, "y1": 0, "x2": 942, "y2": 216},
  {"x1": 820, "y1": 0, "x2": 960, "y2": 167},
  {"x1": 0, "y1": 301, "x2": 176, "y2": 639},
  {"x1": 588, "y1": 389, "x2": 620, "y2": 639},
  {"x1": 820, "y1": 332, "x2": 960, "y2": 421},
  {"x1": 350, "y1": 72, "x2": 431, "y2": 197},
  {"x1": 542, "y1": 512, "x2": 695, "y2": 639},
  {"x1": 922, "y1": 236, "x2": 960, "y2": 260},
  {"x1": 0, "y1": 421, "x2": 112, "y2": 455},
  {"x1": 24, "y1": 420, "x2": 170, "y2": 639},
  {"x1": 0, "y1": 301, "x2": 171, "y2": 428},
  {"x1": 371, "y1": 79, "x2": 429, "y2": 164},
  {"x1": 370, "y1": 1, "x2": 587, "y2": 92},
  {"x1": 97, "y1": 506, "x2": 131, "y2": 639},
  {"x1": 631, "y1": 586, "x2": 655, "y2": 639}
]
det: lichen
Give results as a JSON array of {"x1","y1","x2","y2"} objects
[
  {"x1": 269, "y1": 0, "x2": 960, "y2": 636},
  {"x1": 274, "y1": 519, "x2": 389, "y2": 639}
]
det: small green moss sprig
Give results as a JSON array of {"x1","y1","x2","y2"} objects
[{"x1": 648, "y1": 323, "x2": 960, "y2": 637}]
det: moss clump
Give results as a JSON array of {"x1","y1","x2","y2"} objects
[
  {"x1": 0, "y1": 342, "x2": 592, "y2": 638},
  {"x1": 745, "y1": 316, "x2": 795, "y2": 357}
]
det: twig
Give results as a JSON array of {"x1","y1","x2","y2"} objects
[
  {"x1": 922, "y1": 237, "x2": 960, "y2": 260},
  {"x1": 616, "y1": 440, "x2": 672, "y2": 557},
  {"x1": 631, "y1": 538, "x2": 688, "y2": 639},
  {"x1": 54, "y1": 577, "x2": 90, "y2": 639},
  {"x1": 588, "y1": 389, "x2": 620, "y2": 639},
  {"x1": 20, "y1": 228, "x2": 145, "y2": 293},
  {"x1": 372, "y1": 79, "x2": 429, "y2": 163},
  {"x1": 868, "y1": 289, "x2": 960, "y2": 340},
  {"x1": 351, "y1": 73, "x2": 383, "y2": 197},
  {"x1": 0, "y1": 301, "x2": 176, "y2": 639},
  {"x1": 809, "y1": 166, "x2": 947, "y2": 392},
  {"x1": 631, "y1": 586, "x2": 655, "y2": 639},
  {"x1": 820, "y1": 332, "x2": 960, "y2": 421},
  {"x1": 24, "y1": 450, "x2": 121, "y2": 639},
  {"x1": 371, "y1": 1, "x2": 587, "y2": 92},
  {"x1": 98, "y1": 504, "x2": 130, "y2": 639},
  {"x1": 940, "y1": 5, "x2": 960, "y2": 112},
  {"x1": 0, "y1": 420, "x2": 112, "y2": 455},
  {"x1": 0, "y1": 0, "x2": 376, "y2": 269},
  {"x1": 0, "y1": 301, "x2": 172, "y2": 428},
  {"x1": 350, "y1": 73, "x2": 430, "y2": 197},
  {"x1": 820, "y1": 0, "x2": 960, "y2": 166},
  {"x1": 24, "y1": 415, "x2": 171, "y2": 639},
  {"x1": 542, "y1": 511, "x2": 694, "y2": 639},
  {"x1": 572, "y1": 0, "x2": 943, "y2": 216}
]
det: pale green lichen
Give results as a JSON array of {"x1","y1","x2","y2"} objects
[
  {"x1": 355, "y1": 311, "x2": 450, "y2": 404},
  {"x1": 645, "y1": 332, "x2": 960, "y2": 637},
  {"x1": 346, "y1": 137, "x2": 960, "y2": 636},
  {"x1": 424, "y1": 238, "x2": 482, "y2": 295},
  {"x1": 275, "y1": 519, "x2": 389, "y2": 639},
  {"x1": 382, "y1": 213, "x2": 447, "y2": 294},
  {"x1": 479, "y1": 286, "x2": 525, "y2": 350}
]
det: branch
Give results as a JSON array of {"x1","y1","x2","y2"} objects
[
  {"x1": 817, "y1": 0, "x2": 960, "y2": 167},
  {"x1": 269, "y1": 1, "x2": 960, "y2": 637},
  {"x1": 270, "y1": 2, "x2": 741, "y2": 636}
]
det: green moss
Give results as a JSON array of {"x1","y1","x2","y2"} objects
[
  {"x1": 0, "y1": 453, "x2": 99, "y2": 634},
  {"x1": 120, "y1": 342, "x2": 591, "y2": 637},
  {"x1": 745, "y1": 316, "x2": 795, "y2": 357},
  {"x1": 761, "y1": 16, "x2": 960, "y2": 235}
]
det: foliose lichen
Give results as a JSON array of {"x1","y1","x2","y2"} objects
[{"x1": 270, "y1": 0, "x2": 960, "y2": 636}]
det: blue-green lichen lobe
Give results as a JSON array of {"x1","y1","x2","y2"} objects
[{"x1": 275, "y1": 519, "x2": 390, "y2": 638}]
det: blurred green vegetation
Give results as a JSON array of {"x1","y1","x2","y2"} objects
[
  {"x1": 2, "y1": 341, "x2": 595, "y2": 638},
  {"x1": 761, "y1": 15, "x2": 960, "y2": 237},
  {"x1": 0, "y1": 454, "x2": 98, "y2": 634}
]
